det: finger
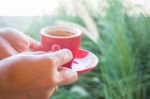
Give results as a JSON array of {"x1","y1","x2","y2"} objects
[
  {"x1": 41, "y1": 49, "x2": 73, "y2": 67},
  {"x1": 0, "y1": 36, "x2": 18, "y2": 59},
  {"x1": 31, "y1": 51, "x2": 48, "y2": 55},
  {"x1": 28, "y1": 36, "x2": 41, "y2": 51},
  {"x1": 55, "y1": 67, "x2": 78, "y2": 86},
  {"x1": 22, "y1": 51, "x2": 47, "y2": 55}
]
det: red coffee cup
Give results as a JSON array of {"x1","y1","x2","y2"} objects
[{"x1": 40, "y1": 26, "x2": 82, "y2": 68}]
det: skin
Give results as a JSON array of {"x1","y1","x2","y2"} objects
[
  {"x1": 0, "y1": 28, "x2": 41, "y2": 58},
  {"x1": 0, "y1": 28, "x2": 78, "y2": 99}
]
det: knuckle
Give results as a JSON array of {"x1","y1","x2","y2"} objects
[{"x1": 44, "y1": 57, "x2": 55, "y2": 66}]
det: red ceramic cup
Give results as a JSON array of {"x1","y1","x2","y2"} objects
[{"x1": 40, "y1": 26, "x2": 82, "y2": 68}]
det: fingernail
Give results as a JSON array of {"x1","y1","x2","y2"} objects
[{"x1": 61, "y1": 49, "x2": 73, "y2": 61}]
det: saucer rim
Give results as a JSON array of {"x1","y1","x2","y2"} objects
[{"x1": 72, "y1": 48, "x2": 99, "y2": 73}]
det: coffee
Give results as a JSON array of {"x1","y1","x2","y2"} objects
[{"x1": 47, "y1": 30, "x2": 74, "y2": 37}]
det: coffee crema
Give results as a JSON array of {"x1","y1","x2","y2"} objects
[{"x1": 47, "y1": 30, "x2": 74, "y2": 37}]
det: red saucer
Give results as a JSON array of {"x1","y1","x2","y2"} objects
[{"x1": 71, "y1": 49, "x2": 99, "y2": 74}]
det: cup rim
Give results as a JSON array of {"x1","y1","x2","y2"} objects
[{"x1": 40, "y1": 25, "x2": 82, "y2": 38}]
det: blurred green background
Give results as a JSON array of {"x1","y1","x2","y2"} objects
[{"x1": 0, "y1": 0, "x2": 150, "y2": 99}]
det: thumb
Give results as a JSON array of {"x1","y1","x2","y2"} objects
[
  {"x1": 56, "y1": 67, "x2": 78, "y2": 86},
  {"x1": 28, "y1": 36, "x2": 41, "y2": 51}
]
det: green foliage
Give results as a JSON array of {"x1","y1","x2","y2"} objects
[{"x1": 50, "y1": 0, "x2": 150, "y2": 99}]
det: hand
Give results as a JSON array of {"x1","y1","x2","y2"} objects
[
  {"x1": 0, "y1": 49, "x2": 77, "y2": 99},
  {"x1": 0, "y1": 28, "x2": 41, "y2": 59}
]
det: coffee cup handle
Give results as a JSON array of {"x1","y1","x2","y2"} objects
[
  {"x1": 51, "y1": 44, "x2": 61, "y2": 52},
  {"x1": 32, "y1": 43, "x2": 61, "y2": 52}
]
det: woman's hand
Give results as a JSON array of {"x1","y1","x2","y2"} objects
[
  {"x1": 0, "y1": 28, "x2": 41, "y2": 59},
  {"x1": 0, "y1": 49, "x2": 77, "y2": 99}
]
